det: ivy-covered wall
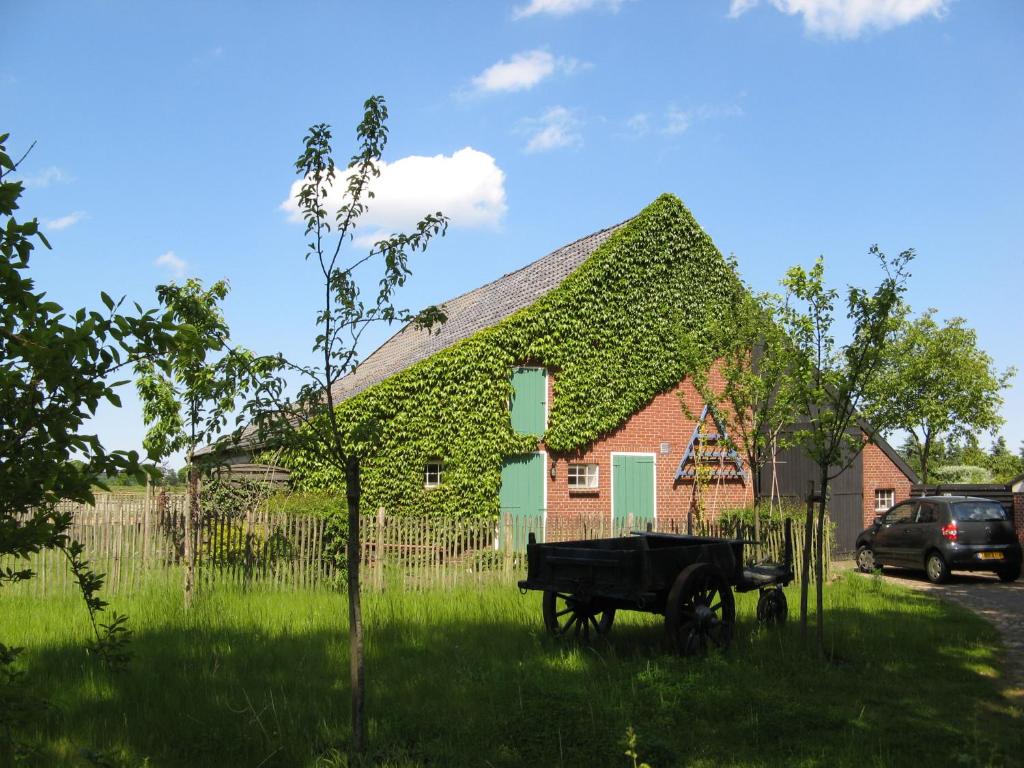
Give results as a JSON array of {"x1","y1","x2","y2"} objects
[{"x1": 285, "y1": 193, "x2": 744, "y2": 519}]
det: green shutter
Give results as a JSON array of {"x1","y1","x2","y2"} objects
[
  {"x1": 612, "y1": 455, "x2": 655, "y2": 531},
  {"x1": 510, "y1": 367, "x2": 546, "y2": 435}
]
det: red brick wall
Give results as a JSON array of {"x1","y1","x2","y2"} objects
[
  {"x1": 540, "y1": 371, "x2": 754, "y2": 541},
  {"x1": 860, "y1": 441, "x2": 914, "y2": 529},
  {"x1": 1014, "y1": 494, "x2": 1024, "y2": 545}
]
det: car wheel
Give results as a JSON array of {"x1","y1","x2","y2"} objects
[
  {"x1": 856, "y1": 545, "x2": 877, "y2": 574},
  {"x1": 925, "y1": 552, "x2": 949, "y2": 584},
  {"x1": 996, "y1": 564, "x2": 1021, "y2": 583}
]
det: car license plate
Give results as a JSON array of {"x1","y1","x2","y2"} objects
[{"x1": 978, "y1": 552, "x2": 1004, "y2": 560}]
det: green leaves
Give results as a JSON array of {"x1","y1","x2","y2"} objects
[
  {"x1": 780, "y1": 246, "x2": 913, "y2": 481},
  {"x1": 1, "y1": 131, "x2": 182, "y2": 520},
  {"x1": 135, "y1": 277, "x2": 277, "y2": 466},
  {"x1": 866, "y1": 308, "x2": 1013, "y2": 482}
]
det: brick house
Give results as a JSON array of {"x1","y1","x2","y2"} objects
[{"x1": 211, "y1": 194, "x2": 912, "y2": 550}]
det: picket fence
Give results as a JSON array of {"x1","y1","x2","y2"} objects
[{"x1": 2, "y1": 492, "x2": 831, "y2": 596}]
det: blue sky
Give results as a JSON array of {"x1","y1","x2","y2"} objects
[{"x1": 5, "y1": 0, "x2": 1023, "y2": 466}]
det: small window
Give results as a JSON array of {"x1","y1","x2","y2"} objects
[
  {"x1": 568, "y1": 463, "x2": 599, "y2": 490},
  {"x1": 874, "y1": 489, "x2": 894, "y2": 513},
  {"x1": 424, "y1": 461, "x2": 444, "y2": 488}
]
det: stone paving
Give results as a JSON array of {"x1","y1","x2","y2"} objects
[{"x1": 849, "y1": 563, "x2": 1024, "y2": 697}]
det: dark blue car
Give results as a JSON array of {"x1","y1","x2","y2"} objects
[{"x1": 855, "y1": 496, "x2": 1022, "y2": 584}]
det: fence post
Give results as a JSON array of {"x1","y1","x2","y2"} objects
[
  {"x1": 503, "y1": 514, "x2": 512, "y2": 574},
  {"x1": 375, "y1": 507, "x2": 385, "y2": 590}
]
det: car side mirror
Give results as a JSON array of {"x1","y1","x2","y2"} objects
[{"x1": 872, "y1": 515, "x2": 883, "y2": 528}]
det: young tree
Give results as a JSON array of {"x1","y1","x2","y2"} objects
[
  {"x1": 686, "y1": 285, "x2": 800, "y2": 542},
  {"x1": 867, "y1": 309, "x2": 1013, "y2": 482},
  {"x1": 1, "y1": 133, "x2": 178, "y2": 757},
  {"x1": 135, "y1": 278, "x2": 275, "y2": 607},
  {"x1": 781, "y1": 248, "x2": 911, "y2": 652},
  {"x1": 241, "y1": 96, "x2": 447, "y2": 756}
]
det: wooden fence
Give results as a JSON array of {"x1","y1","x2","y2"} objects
[{"x1": 1, "y1": 493, "x2": 832, "y2": 596}]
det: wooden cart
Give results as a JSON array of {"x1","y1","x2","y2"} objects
[{"x1": 517, "y1": 521, "x2": 794, "y2": 655}]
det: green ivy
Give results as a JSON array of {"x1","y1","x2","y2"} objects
[{"x1": 284, "y1": 194, "x2": 744, "y2": 519}]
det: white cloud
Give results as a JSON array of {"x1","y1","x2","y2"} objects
[
  {"x1": 23, "y1": 166, "x2": 72, "y2": 189},
  {"x1": 728, "y1": 0, "x2": 949, "y2": 38},
  {"x1": 281, "y1": 147, "x2": 507, "y2": 237},
  {"x1": 155, "y1": 251, "x2": 188, "y2": 280},
  {"x1": 513, "y1": 0, "x2": 625, "y2": 19},
  {"x1": 626, "y1": 113, "x2": 651, "y2": 137},
  {"x1": 470, "y1": 50, "x2": 585, "y2": 93},
  {"x1": 521, "y1": 107, "x2": 583, "y2": 153},
  {"x1": 45, "y1": 211, "x2": 87, "y2": 231},
  {"x1": 728, "y1": 0, "x2": 760, "y2": 17},
  {"x1": 664, "y1": 107, "x2": 691, "y2": 136},
  {"x1": 660, "y1": 102, "x2": 744, "y2": 135}
]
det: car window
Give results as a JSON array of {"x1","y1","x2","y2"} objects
[
  {"x1": 915, "y1": 503, "x2": 937, "y2": 524},
  {"x1": 952, "y1": 501, "x2": 1007, "y2": 523},
  {"x1": 885, "y1": 503, "x2": 916, "y2": 525}
]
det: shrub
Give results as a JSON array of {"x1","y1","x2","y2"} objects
[{"x1": 718, "y1": 501, "x2": 807, "y2": 532}]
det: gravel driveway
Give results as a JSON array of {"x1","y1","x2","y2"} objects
[{"x1": 853, "y1": 565, "x2": 1024, "y2": 696}]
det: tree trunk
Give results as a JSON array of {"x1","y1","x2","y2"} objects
[
  {"x1": 799, "y1": 481, "x2": 814, "y2": 640},
  {"x1": 345, "y1": 454, "x2": 366, "y2": 756},
  {"x1": 751, "y1": 449, "x2": 762, "y2": 503},
  {"x1": 184, "y1": 458, "x2": 198, "y2": 609},
  {"x1": 920, "y1": 430, "x2": 932, "y2": 484},
  {"x1": 750, "y1": 451, "x2": 761, "y2": 562},
  {"x1": 815, "y1": 472, "x2": 828, "y2": 656}
]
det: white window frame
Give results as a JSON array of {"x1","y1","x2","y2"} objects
[
  {"x1": 874, "y1": 488, "x2": 894, "y2": 513},
  {"x1": 424, "y1": 461, "x2": 444, "y2": 489},
  {"x1": 567, "y1": 462, "x2": 599, "y2": 490}
]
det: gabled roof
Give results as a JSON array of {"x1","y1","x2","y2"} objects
[
  {"x1": 858, "y1": 421, "x2": 920, "y2": 484},
  {"x1": 328, "y1": 218, "x2": 629, "y2": 405}
]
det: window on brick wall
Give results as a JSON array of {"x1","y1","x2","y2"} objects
[
  {"x1": 568, "y1": 463, "x2": 599, "y2": 490},
  {"x1": 875, "y1": 489, "x2": 894, "y2": 513}
]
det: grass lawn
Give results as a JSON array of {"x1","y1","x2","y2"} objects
[{"x1": 1, "y1": 573, "x2": 1020, "y2": 767}]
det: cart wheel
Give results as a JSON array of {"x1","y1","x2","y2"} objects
[
  {"x1": 664, "y1": 563, "x2": 735, "y2": 656},
  {"x1": 543, "y1": 591, "x2": 615, "y2": 641},
  {"x1": 756, "y1": 588, "x2": 788, "y2": 627}
]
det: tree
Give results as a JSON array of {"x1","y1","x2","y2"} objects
[
  {"x1": 866, "y1": 309, "x2": 1013, "y2": 483},
  {"x1": 241, "y1": 97, "x2": 447, "y2": 756},
  {"x1": 780, "y1": 247, "x2": 911, "y2": 652},
  {"x1": 1, "y1": 132, "x2": 178, "y2": 758},
  {"x1": 986, "y1": 436, "x2": 1023, "y2": 483},
  {"x1": 685, "y1": 284, "x2": 800, "y2": 543},
  {"x1": 135, "y1": 278, "x2": 276, "y2": 607}
]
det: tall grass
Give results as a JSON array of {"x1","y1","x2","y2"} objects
[{"x1": 1, "y1": 574, "x2": 1020, "y2": 767}]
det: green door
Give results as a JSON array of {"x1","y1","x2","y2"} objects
[
  {"x1": 499, "y1": 453, "x2": 545, "y2": 549},
  {"x1": 612, "y1": 454, "x2": 655, "y2": 532}
]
